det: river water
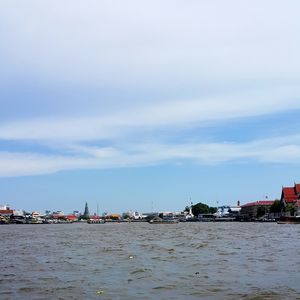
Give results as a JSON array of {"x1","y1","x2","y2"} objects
[{"x1": 1, "y1": 222, "x2": 299, "y2": 299}]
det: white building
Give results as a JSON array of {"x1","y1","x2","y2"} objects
[{"x1": 0, "y1": 204, "x2": 10, "y2": 210}]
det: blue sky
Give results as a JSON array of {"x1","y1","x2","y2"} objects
[{"x1": 0, "y1": 1, "x2": 300, "y2": 214}]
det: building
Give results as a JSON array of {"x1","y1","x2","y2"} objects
[
  {"x1": 0, "y1": 204, "x2": 14, "y2": 217},
  {"x1": 280, "y1": 183, "x2": 300, "y2": 216},
  {"x1": 214, "y1": 205, "x2": 241, "y2": 218},
  {"x1": 82, "y1": 202, "x2": 90, "y2": 219},
  {"x1": 106, "y1": 214, "x2": 121, "y2": 220},
  {"x1": 52, "y1": 211, "x2": 65, "y2": 219},
  {"x1": 240, "y1": 200, "x2": 274, "y2": 220},
  {"x1": 65, "y1": 214, "x2": 78, "y2": 222},
  {"x1": 123, "y1": 211, "x2": 143, "y2": 220}
]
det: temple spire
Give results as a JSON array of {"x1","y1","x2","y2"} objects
[{"x1": 83, "y1": 202, "x2": 90, "y2": 219}]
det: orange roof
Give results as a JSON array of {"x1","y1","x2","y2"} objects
[
  {"x1": 0, "y1": 209, "x2": 13, "y2": 215},
  {"x1": 108, "y1": 214, "x2": 121, "y2": 218},
  {"x1": 66, "y1": 215, "x2": 77, "y2": 220}
]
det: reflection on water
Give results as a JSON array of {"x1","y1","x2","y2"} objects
[{"x1": 1, "y1": 223, "x2": 299, "y2": 299}]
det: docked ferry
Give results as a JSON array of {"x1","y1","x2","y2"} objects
[{"x1": 277, "y1": 216, "x2": 300, "y2": 224}]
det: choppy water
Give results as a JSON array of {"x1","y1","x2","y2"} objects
[{"x1": 1, "y1": 222, "x2": 300, "y2": 299}]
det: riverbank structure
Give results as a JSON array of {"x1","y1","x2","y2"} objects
[
  {"x1": 240, "y1": 200, "x2": 274, "y2": 220},
  {"x1": 280, "y1": 183, "x2": 300, "y2": 216}
]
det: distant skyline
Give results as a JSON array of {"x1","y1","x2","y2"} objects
[{"x1": 0, "y1": 1, "x2": 300, "y2": 213}]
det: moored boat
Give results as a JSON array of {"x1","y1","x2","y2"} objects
[
  {"x1": 87, "y1": 219, "x2": 105, "y2": 224},
  {"x1": 277, "y1": 216, "x2": 300, "y2": 224},
  {"x1": 148, "y1": 217, "x2": 179, "y2": 224},
  {"x1": 0, "y1": 215, "x2": 9, "y2": 224}
]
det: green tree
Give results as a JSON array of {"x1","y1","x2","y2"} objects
[
  {"x1": 269, "y1": 200, "x2": 281, "y2": 213},
  {"x1": 192, "y1": 202, "x2": 216, "y2": 216},
  {"x1": 184, "y1": 206, "x2": 190, "y2": 212},
  {"x1": 122, "y1": 213, "x2": 130, "y2": 219},
  {"x1": 209, "y1": 207, "x2": 218, "y2": 214},
  {"x1": 285, "y1": 203, "x2": 295, "y2": 216}
]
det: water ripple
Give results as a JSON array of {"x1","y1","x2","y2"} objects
[{"x1": 0, "y1": 222, "x2": 299, "y2": 299}]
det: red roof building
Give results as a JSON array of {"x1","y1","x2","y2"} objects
[
  {"x1": 65, "y1": 215, "x2": 78, "y2": 221},
  {"x1": 280, "y1": 183, "x2": 300, "y2": 216},
  {"x1": 281, "y1": 183, "x2": 300, "y2": 203},
  {"x1": 240, "y1": 200, "x2": 274, "y2": 220},
  {"x1": 241, "y1": 200, "x2": 274, "y2": 208},
  {"x1": 52, "y1": 214, "x2": 63, "y2": 219},
  {"x1": 295, "y1": 184, "x2": 300, "y2": 195},
  {"x1": 0, "y1": 209, "x2": 14, "y2": 216}
]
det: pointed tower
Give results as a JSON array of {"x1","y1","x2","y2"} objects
[{"x1": 83, "y1": 202, "x2": 90, "y2": 219}]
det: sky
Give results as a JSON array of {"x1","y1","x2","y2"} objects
[{"x1": 0, "y1": 0, "x2": 300, "y2": 214}]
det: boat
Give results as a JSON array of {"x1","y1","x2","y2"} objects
[
  {"x1": 277, "y1": 216, "x2": 300, "y2": 224},
  {"x1": 0, "y1": 215, "x2": 9, "y2": 224},
  {"x1": 148, "y1": 217, "x2": 179, "y2": 224},
  {"x1": 10, "y1": 215, "x2": 26, "y2": 224},
  {"x1": 29, "y1": 217, "x2": 44, "y2": 224},
  {"x1": 87, "y1": 218, "x2": 105, "y2": 224}
]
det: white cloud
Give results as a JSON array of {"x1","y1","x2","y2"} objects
[
  {"x1": 0, "y1": 85, "x2": 299, "y2": 142},
  {"x1": 0, "y1": 0, "x2": 299, "y2": 86},
  {"x1": 0, "y1": 0, "x2": 300, "y2": 178},
  {"x1": 1, "y1": 134, "x2": 300, "y2": 177},
  {"x1": 0, "y1": 152, "x2": 91, "y2": 177}
]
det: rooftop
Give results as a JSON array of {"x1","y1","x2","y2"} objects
[{"x1": 241, "y1": 200, "x2": 274, "y2": 208}]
